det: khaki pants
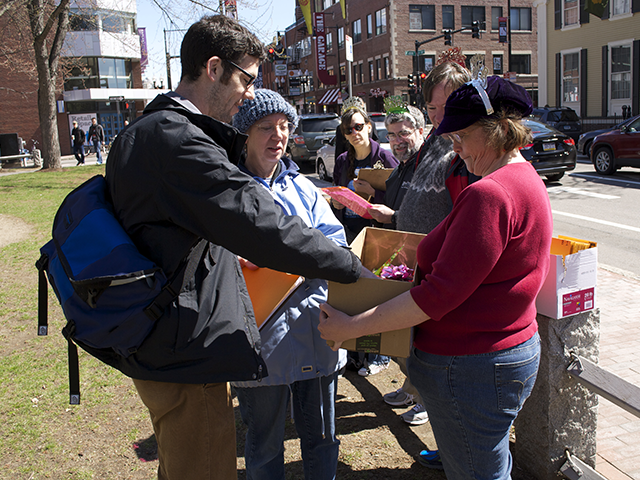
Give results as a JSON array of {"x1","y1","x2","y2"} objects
[{"x1": 133, "y1": 379, "x2": 237, "y2": 480}]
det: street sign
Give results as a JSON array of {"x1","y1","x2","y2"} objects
[
  {"x1": 499, "y1": 17, "x2": 508, "y2": 43},
  {"x1": 406, "y1": 51, "x2": 416, "y2": 56},
  {"x1": 417, "y1": 50, "x2": 425, "y2": 55},
  {"x1": 109, "y1": 96, "x2": 124, "y2": 102},
  {"x1": 345, "y1": 35, "x2": 353, "y2": 62}
]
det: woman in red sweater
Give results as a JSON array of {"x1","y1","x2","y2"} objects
[{"x1": 318, "y1": 74, "x2": 553, "y2": 480}]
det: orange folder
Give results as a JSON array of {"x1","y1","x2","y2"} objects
[{"x1": 242, "y1": 266, "x2": 304, "y2": 330}]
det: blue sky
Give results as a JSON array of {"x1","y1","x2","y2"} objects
[{"x1": 136, "y1": 0, "x2": 296, "y2": 87}]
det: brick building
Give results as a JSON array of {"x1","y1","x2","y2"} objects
[
  {"x1": 0, "y1": 0, "x2": 161, "y2": 158},
  {"x1": 261, "y1": 0, "x2": 539, "y2": 114}
]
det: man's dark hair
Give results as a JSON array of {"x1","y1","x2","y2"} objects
[{"x1": 180, "y1": 15, "x2": 266, "y2": 83}]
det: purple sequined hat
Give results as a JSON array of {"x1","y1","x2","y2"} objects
[{"x1": 435, "y1": 76, "x2": 533, "y2": 136}]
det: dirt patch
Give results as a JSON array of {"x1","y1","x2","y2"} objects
[{"x1": 0, "y1": 214, "x2": 33, "y2": 248}]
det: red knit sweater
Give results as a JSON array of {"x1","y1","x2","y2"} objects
[{"x1": 410, "y1": 162, "x2": 553, "y2": 355}]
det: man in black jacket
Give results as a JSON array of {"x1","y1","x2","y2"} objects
[
  {"x1": 70, "y1": 121, "x2": 85, "y2": 165},
  {"x1": 106, "y1": 15, "x2": 363, "y2": 480}
]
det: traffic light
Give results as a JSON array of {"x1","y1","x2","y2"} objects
[
  {"x1": 471, "y1": 21, "x2": 480, "y2": 39},
  {"x1": 267, "y1": 46, "x2": 275, "y2": 62},
  {"x1": 407, "y1": 74, "x2": 415, "y2": 89},
  {"x1": 444, "y1": 30, "x2": 452, "y2": 46},
  {"x1": 419, "y1": 72, "x2": 427, "y2": 81}
]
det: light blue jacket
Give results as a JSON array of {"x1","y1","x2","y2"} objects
[{"x1": 232, "y1": 156, "x2": 348, "y2": 387}]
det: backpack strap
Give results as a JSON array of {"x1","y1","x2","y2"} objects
[
  {"x1": 35, "y1": 253, "x2": 49, "y2": 336},
  {"x1": 143, "y1": 238, "x2": 208, "y2": 321},
  {"x1": 61, "y1": 322, "x2": 81, "y2": 404}
]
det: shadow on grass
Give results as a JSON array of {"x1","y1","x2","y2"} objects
[{"x1": 132, "y1": 434, "x2": 158, "y2": 463}]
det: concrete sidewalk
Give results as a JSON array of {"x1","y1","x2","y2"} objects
[{"x1": 595, "y1": 266, "x2": 640, "y2": 480}]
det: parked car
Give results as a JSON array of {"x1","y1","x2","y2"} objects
[
  {"x1": 315, "y1": 136, "x2": 393, "y2": 182},
  {"x1": 530, "y1": 106, "x2": 582, "y2": 141},
  {"x1": 520, "y1": 118, "x2": 577, "y2": 182},
  {"x1": 577, "y1": 116, "x2": 637, "y2": 156},
  {"x1": 369, "y1": 112, "x2": 388, "y2": 142},
  {"x1": 590, "y1": 114, "x2": 640, "y2": 175},
  {"x1": 287, "y1": 113, "x2": 340, "y2": 163}
]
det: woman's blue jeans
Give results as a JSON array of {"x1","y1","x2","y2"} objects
[
  {"x1": 408, "y1": 333, "x2": 541, "y2": 480},
  {"x1": 235, "y1": 372, "x2": 340, "y2": 480}
]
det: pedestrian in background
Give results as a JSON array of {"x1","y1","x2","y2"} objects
[
  {"x1": 88, "y1": 117, "x2": 105, "y2": 164},
  {"x1": 71, "y1": 121, "x2": 85, "y2": 166}
]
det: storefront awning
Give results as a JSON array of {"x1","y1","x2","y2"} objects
[{"x1": 318, "y1": 88, "x2": 341, "y2": 105}]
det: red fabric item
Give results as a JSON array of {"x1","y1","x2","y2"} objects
[{"x1": 410, "y1": 162, "x2": 553, "y2": 356}]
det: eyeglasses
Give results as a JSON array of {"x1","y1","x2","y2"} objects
[
  {"x1": 345, "y1": 123, "x2": 365, "y2": 135},
  {"x1": 443, "y1": 126, "x2": 479, "y2": 144},
  {"x1": 386, "y1": 129, "x2": 415, "y2": 142},
  {"x1": 225, "y1": 60, "x2": 256, "y2": 89},
  {"x1": 254, "y1": 121, "x2": 295, "y2": 136}
]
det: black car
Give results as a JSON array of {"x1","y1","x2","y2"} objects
[
  {"x1": 287, "y1": 113, "x2": 340, "y2": 163},
  {"x1": 530, "y1": 106, "x2": 582, "y2": 141},
  {"x1": 520, "y1": 119, "x2": 577, "y2": 182},
  {"x1": 577, "y1": 116, "x2": 637, "y2": 156}
]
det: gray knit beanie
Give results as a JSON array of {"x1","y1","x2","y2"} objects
[{"x1": 233, "y1": 89, "x2": 299, "y2": 133}]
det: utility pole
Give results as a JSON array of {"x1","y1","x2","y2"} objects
[{"x1": 164, "y1": 29, "x2": 184, "y2": 90}]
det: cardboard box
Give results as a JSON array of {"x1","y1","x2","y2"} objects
[
  {"x1": 535, "y1": 236, "x2": 597, "y2": 319},
  {"x1": 327, "y1": 227, "x2": 426, "y2": 357}
]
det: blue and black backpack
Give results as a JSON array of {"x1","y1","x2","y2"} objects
[{"x1": 36, "y1": 175, "x2": 205, "y2": 404}]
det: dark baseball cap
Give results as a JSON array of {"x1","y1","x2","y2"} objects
[{"x1": 435, "y1": 76, "x2": 533, "y2": 135}]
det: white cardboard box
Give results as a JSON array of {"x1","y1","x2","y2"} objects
[{"x1": 535, "y1": 244, "x2": 597, "y2": 319}]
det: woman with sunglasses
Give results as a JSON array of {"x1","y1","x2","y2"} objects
[
  {"x1": 332, "y1": 101, "x2": 398, "y2": 244},
  {"x1": 231, "y1": 89, "x2": 349, "y2": 480},
  {"x1": 331, "y1": 100, "x2": 398, "y2": 377}
]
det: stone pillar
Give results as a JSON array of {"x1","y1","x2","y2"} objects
[{"x1": 513, "y1": 309, "x2": 600, "y2": 480}]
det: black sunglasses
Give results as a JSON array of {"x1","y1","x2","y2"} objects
[
  {"x1": 225, "y1": 60, "x2": 256, "y2": 88},
  {"x1": 345, "y1": 123, "x2": 366, "y2": 135}
]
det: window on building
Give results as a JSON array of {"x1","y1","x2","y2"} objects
[
  {"x1": 375, "y1": 59, "x2": 382, "y2": 80},
  {"x1": 611, "y1": 45, "x2": 631, "y2": 99},
  {"x1": 340, "y1": 65, "x2": 346, "y2": 83},
  {"x1": 367, "y1": 14, "x2": 373, "y2": 38},
  {"x1": 409, "y1": 5, "x2": 435, "y2": 30},
  {"x1": 612, "y1": 0, "x2": 631, "y2": 15},
  {"x1": 326, "y1": 32, "x2": 333, "y2": 52},
  {"x1": 352, "y1": 19, "x2": 362, "y2": 43},
  {"x1": 563, "y1": 52, "x2": 580, "y2": 102},
  {"x1": 369, "y1": 61, "x2": 374, "y2": 82},
  {"x1": 511, "y1": 54, "x2": 531, "y2": 74},
  {"x1": 493, "y1": 54, "x2": 503, "y2": 74},
  {"x1": 338, "y1": 27, "x2": 344, "y2": 49},
  {"x1": 102, "y1": 14, "x2": 136, "y2": 34},
  {"x1": 563, "y1": 0, "x2": 579, "y2": 26},
  {"x1": 359, "y1": 63, "x2": 364, "y2": 84},
  {"x1": 491, "y1": 7, "x2": 503, "y2": 30},
  {"x1": 64, "y1": 57, "x2": 99, "y2": 90},
  {"x1": 419, "y1": 55, "x2": 435, "y2": 72},
  {"x1": 98, "y1": 57, "x2": 132, "y2": 89},
  {"x1": 442, "y1": 5, "x2": 455, "y2": 30},
  {"x1": 375, "y1": 8, "x2": 387, "y2": 35},
  {"x1": 384, "y1": 57, "x2": 390, "y2": 79},
  {"x1": 301, "y1": 37, "x2": 312, "y2": 57},
  {"x1": 353, "y1": 64, "x2": 359, "y2": 84},
  {"x1": 510, "y1": 8, "x2": 532, "y2": 30},
  {"x1": 323, "y1": 0, "x2": 333, "y2": 8},
  {"x1": 69, "y1": 12, "x2": 98, "y2": 31},
  {"x1": 461, "y1": 6, "x2": 485, "y2": 28}
]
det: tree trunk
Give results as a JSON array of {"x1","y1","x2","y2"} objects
[{"x1": 27, "y1": 0, "x2": 70, "y2": 170}]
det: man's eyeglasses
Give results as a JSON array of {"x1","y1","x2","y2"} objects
[
  {"x1": 386, "y1": 129, "x2": 415, "y2": 142},
  {"x1": 345, "y1": 123, "x2": 365, "y2": 135},
  {"x1": 225, "y1": 60, "x2": 256, "y2": 89}
]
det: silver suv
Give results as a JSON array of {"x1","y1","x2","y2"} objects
[{"x1": 287, "y1": 113, "x2": 340, "y2": 163}]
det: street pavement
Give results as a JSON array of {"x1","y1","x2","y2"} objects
[{"x1": 1, "y1": 154, "x2": 639, "y2": 478}]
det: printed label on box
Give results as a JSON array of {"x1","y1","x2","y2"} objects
[
  {"x1": 354, "y1": 334, "x2": 382, "y2": 353},
  {"x1": 562, "y1": 287, "x2": 595, "y2": 317}
]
